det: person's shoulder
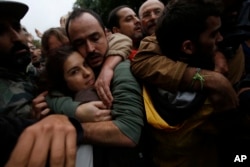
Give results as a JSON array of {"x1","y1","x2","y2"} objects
[
  {"x1": 141, "y1": 33, "x2": 157, "y2": 43},
  {"x1": 113, "y1": 60, "x2": 132, "y2": 78},
  {"x1": 108, "y1": 32, "x2": 132, "y2": 42},
  {"x1": 115, "y1": 59, "x2": 131, "y2": 70}
]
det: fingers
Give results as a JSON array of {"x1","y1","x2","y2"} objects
[
  {"x1": 33, "y1": 91, "x2": 48, "y2": 102},
  {"x1": 49, "y1": 127, "x2": 66, "y2": 167},
  {"x1": 96, "y1": 109, "x2": 111, "y2": 122},
  {"x1": 65, "y1": 127, "x2": 77, "y2": 167},
  {"x1": 5, "y1": 130, "x2": 36, "y2": 167},
  {"x1": 95, "y1": 80, "x2": 113, "y2": 108},
  {"x1": 92, "y1": 101, "x2": 108, "y2": 109},
  {"x1": 27, "y1": 127, "x2": 52, "y2": 167},
  {"x1": 6, "y1": 115, "x2": 78, "y2": 167},
  {"x1": 32, "y1": 91, "x2": 50, "y2": 119},
  {"x1": 102, "y1": 115, "x2": 112, "y2": 121},
  {"x1": 41, "y1": 108, "x2": 51, "y2": 116}
]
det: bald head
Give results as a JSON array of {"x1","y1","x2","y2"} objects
[
  {"x1": 139, "y1": 0, "x2": 165, "y2": 36},
  {"x1": 139, "y1": 0, "x2": 164, "y2": 18}
]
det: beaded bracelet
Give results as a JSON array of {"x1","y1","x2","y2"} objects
[{"x1": 190, "y1": 68, "x2": 205, "y2": 90}]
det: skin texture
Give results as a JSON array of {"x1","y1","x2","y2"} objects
[
  {"x1": 5, "y1": 115, "x2": 77, "y2": 167},
  {"x1": 0, "y1": 7, "x2": 78, "y2": 167},
  {"x1": 66, "y1": 11, "x2": 144, "y2": 146},
  {"x1": 139, "y1": 0, "x2": 165, "y2": 36},
  {"x1": 63, "y1": 51, "x2": 95, "y2": 92},
  {"x1": 112, "y1": 7, "x2": 143, "y2": 43},
  {"x1": 68, "y1": 13, "x2": 108, "y2": 68}
]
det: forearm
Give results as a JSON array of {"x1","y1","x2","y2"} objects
[
  {"x1": 82, "y1": 121, "x2": 135, "y2": 147},
  {"x1": 107, "y1": 33, "x2": 132, "y2": 60},
  {"x1": 45, "y1": 95, "x2": 81, "y2": 118},
  {"x1": 180, "y1": 67, "x2": 228, "y2": 91},
  {"x1": 132, "y1": 53, "x2": 188, "y2": 91},
  {"x1": 131, "y1": 36, "x2": 188, "y2": 91},
  {"x1": 103, "y1": 56, "x2": 122, "y2": 70}
]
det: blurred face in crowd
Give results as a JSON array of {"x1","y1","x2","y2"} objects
[
  {"x1": 68, "y1": 13, "x2": 108, "y2": 68},
  {"x1": 139, "y1": 0, "x2": 164, "y2": 36},
  {"x1": 191, "y1": 16, "x2": 223, "y2": 68},
  {"x1": 0, "y1": 17, "x2": 30, "y2": 71},
  {"x1": 113, "y1": 7, "x2": 143, "y2": 41},
  {"x1": 27, "y1": 42, "x2": 41, "y2": 64},
  {"x1": 48, "y1": 35, "x2": 68, "y2": 50},
  {"x1": 198, "y1": 16, "x2": 223, "y2": 54},
  {"x1": 63, "y1": 51, "x2": 95, "y2": 92}
]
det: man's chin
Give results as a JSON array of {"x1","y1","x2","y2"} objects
[
  {"x1": 88, "y1": 58, "x2": 103, "y2": 68},
  {"x1": 90, "y1": 61, "x2": 102, "y2": 68}
]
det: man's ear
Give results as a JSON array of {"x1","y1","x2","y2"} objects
[
  {"x1": 112, "y1": 27, "x2": 120, "y2": 33},
  {"x1": 181, "y1": 40, "x2": 194, "y2": 55}
]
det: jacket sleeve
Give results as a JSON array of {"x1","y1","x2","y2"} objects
[
  {"x1": 107, "y1": 33, "x2": 132, "y2": 60},
  {"x1": 131, "y1": 35, "x2": 188, "y2": 92},
  {"x1": 111, "y1": 60, "x2": 144, "y2": 144},
  {"x1": 45, "y1": 95, "x2": 81, "y2": 118}
]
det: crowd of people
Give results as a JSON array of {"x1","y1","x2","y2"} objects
[{"x1": 1, "y1": 0, "x2": 250, "y2": 167}]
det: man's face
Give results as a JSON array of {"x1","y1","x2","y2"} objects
[
  {"x1": 68, "y1": 13, "x2": 108, "y2": 68},
  {"x1": 139, "y1": 1, "x2": 164, "y2": 36},
  {"x1": 194, "y1": 16, "x2": 223, "y2": 69},
  {"x1": 0, "y1": 18, "x2": 30, "y2": 71},
  {"x1": 115, "y1": 7, "x2": 143, "y2": 41}
]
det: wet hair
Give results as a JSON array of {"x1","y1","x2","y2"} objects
[
  {"x1": 45, "y1": 45, "x2": 76, "y2": 96},
  {"x1": 156, "y1": 1, "x2": 222, "y2": 59},
  {"x1": 41, "y1": 27, "x2": 69, "y2": 55},
  {"x1": 65, "y1": 8, "x2": 105, "y2": 40},
  {"x1": 107, "y1": 5, "x2": 130, "y2": 32}
]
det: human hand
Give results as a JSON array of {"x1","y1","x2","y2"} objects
[
  {"x1": 5, "y1": 115, "x2": 77, "y2": 167},
  {"x1": 206, "y1": 72, "x2": 239, "y2": 111},
  {"x1": 35, "y1": 28, "x2": 43, "y2": 38},
  {"x1": 75, "y1": 101, "x2": 111, "y2": 122},
  {"x1": 31, "y1": 91, "x2": 51, "y2": 119},
  {"x1": 95, "y1": 67, "x2": 114, "y2": 108},
  {"x1": 213, "y1": 51, "x2": 229, "y2": 76}
]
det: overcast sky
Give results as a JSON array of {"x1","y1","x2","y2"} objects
[{"x1": 9, "y1": 0, "x2": 76, "y2": 39}]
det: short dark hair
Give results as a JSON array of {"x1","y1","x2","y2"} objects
[
  {"x1": 107, "y1": 5, "x2": 130, "y2": 32},
  {"x1": 65, "y1": 8, "x2": 105, "y2": 40},
  {"x1": 156, "y1": 1, "x2": 222, "y2": 60}
]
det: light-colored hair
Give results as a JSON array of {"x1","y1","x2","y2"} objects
[
  {"x1": 41, "y1": 27, "x2": 69, "y2": 55},
  {"x1": 138, "y1": 0, "x2": 165, "y2": 18},
  {"x1": 60, "y1": 12, "x2": 71, "y2": 28}
]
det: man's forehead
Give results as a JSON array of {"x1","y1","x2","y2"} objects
[
  {"x1": 140, "y1": 1, "x2": 164, "y2": 14},
  {"x1": 118, "y1": 7, "x2": 136, "y2": 18}
]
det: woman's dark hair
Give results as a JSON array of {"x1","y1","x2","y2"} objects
[{"x1": 45, "y1": 45, "x2": 76, "y2": 96}]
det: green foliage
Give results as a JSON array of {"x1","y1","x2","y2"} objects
[
  {"x1": 74, "y1": 0, "x2": 146, "y2": 25},
  {"x1": 33, "y1": 39, "x2": 41, "y2": 48},
  {"x1": 74, "y1": 0, "x2": 169, "y2": 25}
]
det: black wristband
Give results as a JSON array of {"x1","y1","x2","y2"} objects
[{"x1": 68, "y1": 117, "x2": 84, "y2": 145}]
